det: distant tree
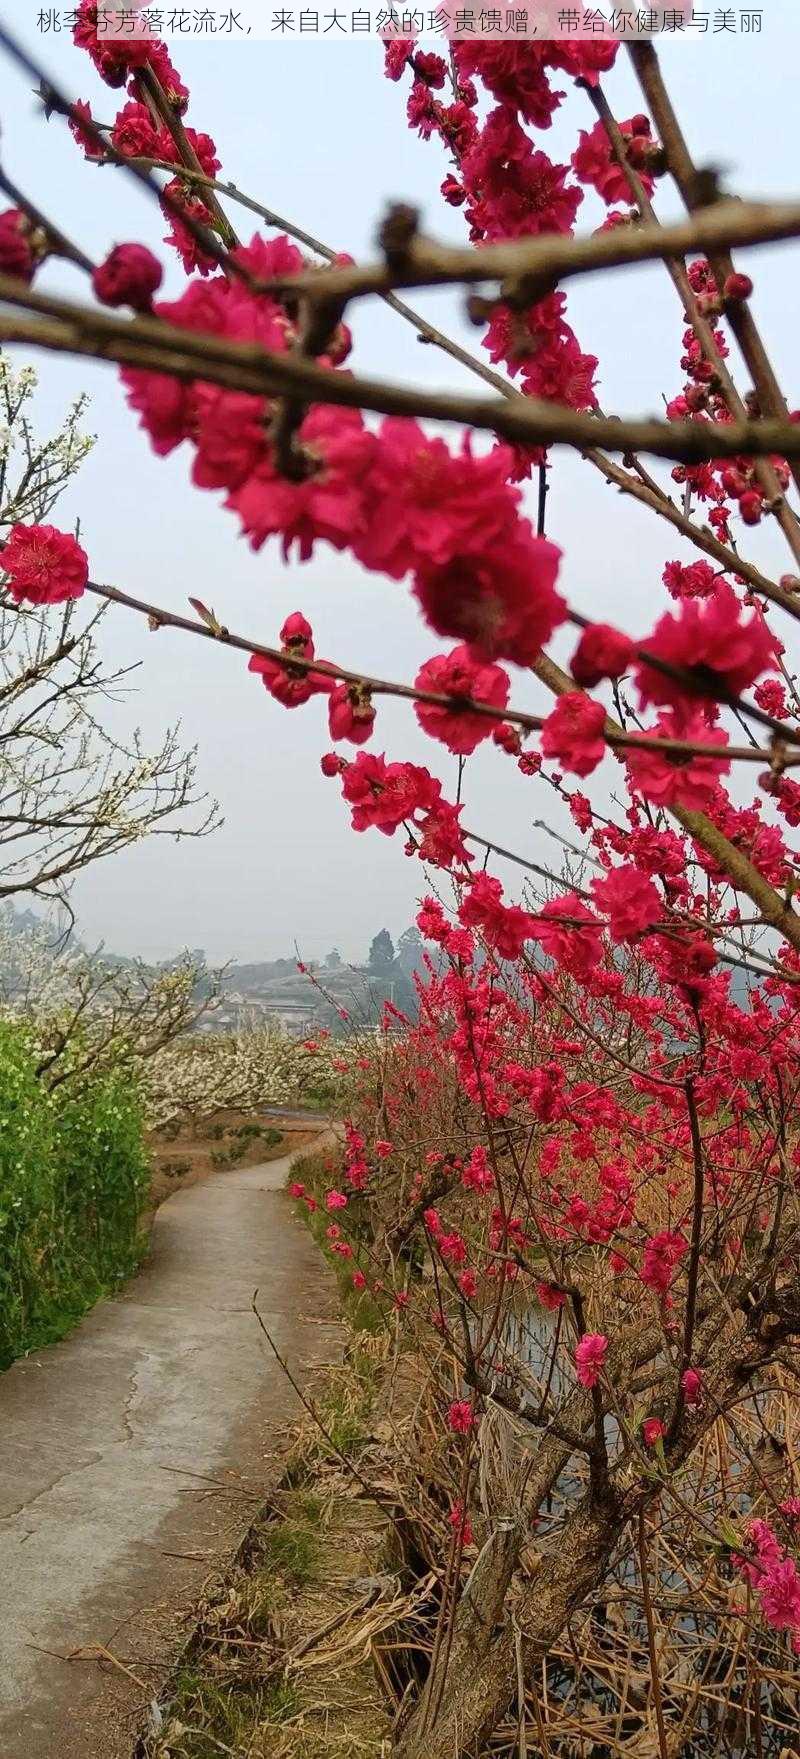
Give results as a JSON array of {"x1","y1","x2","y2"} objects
[
  {"x1": 397, "y1": 925, "x2": 425, "y2": 973},
  {"x1": 368, "y1": 929, "x2": 395, "y2": 972},
  {"x1": 325, "y1": 947, "x2": 342, "y2": 969}
]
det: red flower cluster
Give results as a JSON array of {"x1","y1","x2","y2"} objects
[
  {"x1": 120, "y1": 260, "x2": 565, "y2": 666},
  {"x1": 414, "y1": 646, "x2": 509, "y2": 754},
  {"x1": 626, "y1": 708, "x2": 730, "y2": 812},
  {"x1": 571, "y1": 623, "x2": 634, "y2": 688},
  {"x1": 591, "y1": 866, "x2": 662, "y2": 942},
  {"x1": 541, "y1": 693, "x2": 607, "y2": 777},
  {"x1": 636, "y1": 583, "x2": 778, "y2": 705},
  {"x1": 575, "y1": 1333, "x2": 608, "y2": 1388},
  {"x1": 385, "y1": 43, "x2": 599, "y2": 415},
  {"x1": 459, "y1": 873, "x2": 534, "y2": 960},
  {"x1": 248, "y1": 611, "x2": 333, "y2": 710},
  {"x1": 0, "y1": 208, "x2": 39, "y2": 283},
  {"x1": 1, "y1": 524, "x2": 89, "y2": 606},
  {"x1": 641, "y1": 1230, "x2": 687, "y2": 1295},
  {"x1": 733, "y1": 1520, "x2": 800, "y2": 1644},
  {"x1": 572, "y1": 115, "x2": 657, "y2": 206},
  {"x1": 92, "y1": 243, "x2": 163, "y2": 310}
]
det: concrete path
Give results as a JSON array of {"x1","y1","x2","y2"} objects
[{"x1": 0, "y1": 1131, "x2": 340, "y2": 1758}]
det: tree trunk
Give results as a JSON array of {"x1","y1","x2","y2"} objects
[{"x1": 395, "y1": 1295, "x2": 787, "y2": 1759}]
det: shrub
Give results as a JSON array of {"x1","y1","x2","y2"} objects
[{"x1": 0, "y1": 1019, "x2": 148, "y2": 1368}]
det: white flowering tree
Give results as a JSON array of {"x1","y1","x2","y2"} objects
[
  {"x1": 0, "y1": 902, "x2": 213, "y2": 1099},
  {"x1": 142, "y1": 1015, "x2": 365, "y2": 1131},
  {"x1": 0, "y1": 357, "x2": 218, "y2": 910}
]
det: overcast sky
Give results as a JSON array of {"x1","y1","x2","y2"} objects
[{"x1": 1, "y1": 2, "x2": 798, "y2": 963}]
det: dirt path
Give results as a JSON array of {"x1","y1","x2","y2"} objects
[{"x1": 0, "y1": 1131, "x2": 340, "y2": 1758}]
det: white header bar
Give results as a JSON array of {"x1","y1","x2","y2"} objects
[{"x1": 34, "y1": 4, "x2": 769, "y2": 44}]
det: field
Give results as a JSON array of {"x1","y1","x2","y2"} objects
[{"x1": 147, "y1": 1108, "x2": 321, "y2": 1206}]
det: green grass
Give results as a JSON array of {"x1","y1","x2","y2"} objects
[
  {"x1": 0, "y1": 1019, "x2": 149, "y2": 1369},
  {"x1": 146, "y1": 1507, "x2": 319, "y2": 1756},
  {"x1": 156, "y1": 1669, "x2": 300, "y2": 1757},
  {"x1": 259, "y1": 1510, "x2": 322, "y2": 1585}
]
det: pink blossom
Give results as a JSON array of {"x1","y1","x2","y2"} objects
[
  {"x1": 93, "y1": 243, "x2": 163, "y2": 310},
  {"x1": 575, "y1": 1333, "x2": 608, "y2": 1388},
  {"x1": 663, "y1": 559, "x2": 719, "y2": 601},
  {"x1": 2, "y1": 524, "x2": 88, "y2": 606},
  {"x1": 413, "y1": 528, "x2": 564, "y2": 666},
  {"x1": 454, "y1": 44, "x2": 563, "y2": 128},
  {"x1": 591, "y1": 866, "x2": 662, "y2": 942},
  {"x1": 68, "y1": 98, "x2": 105, "y2": 161},
  {"x1": 541, "y1": 693, "x2": 606, "y2": 777},
  {"x1": 626, "y1": 708, "x2": 730, "y2": 811},
  {"x1": 531, "y1": 894, "x2": 603, "y2": 980},
  {"x1": 641, "y1": 1231, "x2": 687, "y2": 1295},
  {"x1": 414, "y1": 646, "x2": 509, "y2": 755},
  {"x1": 636, "y1": 581, "x2": 777, "y2": 706},
  {"x1": 459, "y1": 873, "x2": 533, "y2": 960},
  {"x1": 461, "y1": 1146, "x2": 494, "y2": 1192},
  {"x1": 340, "y1": 752, "x2": 441, "y2": 836},
  {"x1": 536, "y1": 1280, "x2": 566, "y2": 1312},
  {"x1": 461, "y1": 107, "x2": 582, "y2": 241},
  {"x1": 111, "y1": 100, "x2": 171, "y2": 161},
  {"x1": 0, "y1": 208, "x2": 36, "y2": 282},
  {"x1": 248, "y1": 646, "x2": 333, "y2": 709},
  {"x1": 681, "y1": 1368, "x2": 703, "y2": 1406},
  {"x1": 439, "y1": 1231, "x2": 468, "y2": 1266},
  {"x1": 328, "y1": 683, "x2": 376, "y2": 745},
  {"x1": 573, "y1": 116, "x2": 655, "y2": 205},
  {"x1": 571, "y1": 623, "x2": 634, "y2": 688},
  {"x1": 229, "y1": 407, "x2": 376, "y2": 561},
  {"x1": 447, "y1": 1399, "x2": 476, "y2": 1434},
  {"x1": 354, "y1": 422, "x2": 523, "y2": 581},
  {"x1": 383, "y1": 39, "x2": 414, "y2": 79},
  {"x1": 760, "y1": 1557, "x2": 800, "y2": 1631}
]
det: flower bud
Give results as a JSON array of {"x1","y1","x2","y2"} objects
[
  {"x1": 723, "y1": 271, "x2": 753, "y2": 303},
  {"x1": 441, "y1": 174, "x2": 466, "y2": 207},
  {"x1": 0, "y1": 209, "x2": 38, "y2": 283},
  {"x1": 721, "y1": 465, "x2": 748, "y2": 498},
  {"x1": 739, "y1": 489, "x2": 763, "y2": 525},
  {"x1": 92, "y1": 243, "x2": 163, "y2": 311},
  {"x1": 280, "y1": 610, "x2": 314, "y2": 650}
]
